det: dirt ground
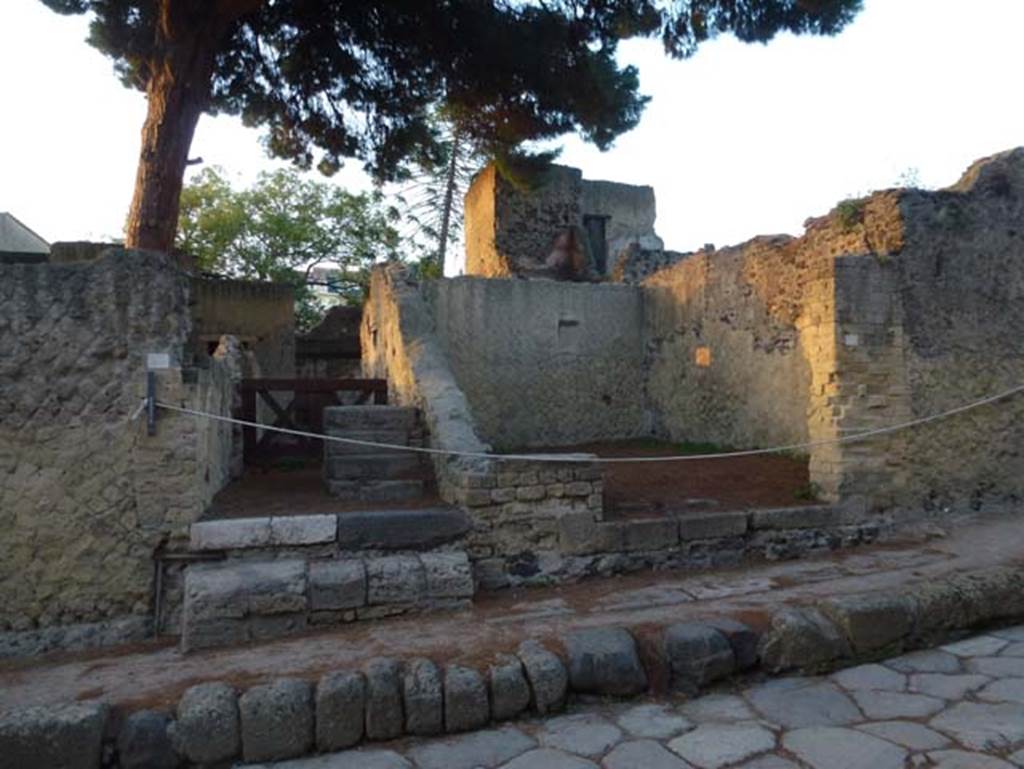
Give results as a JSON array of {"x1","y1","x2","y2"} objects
[
  {"x1": 206, "y1": 464, "x2": 441, "y2": 520},
  {"x1": 521, "y1": 440, "x2": 814, "y2": 518},
  {"x1": 211, "y1": 440, "x2": 812, "y2": 520}
]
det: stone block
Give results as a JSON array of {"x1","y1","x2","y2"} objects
[
  {"x1": 309, "y1": 559, "x2": 366, "y2": 611},
  {"x1": 704, "y1": 617, "x2": 760, "y2": 670},
  {"x1": 758, "y1": 607, "x2": 851, "y2": 673},
  {"x1": 445, "y1": 665, "x2": 490, "y2": 733},
  {"x1": 0, "y1": 701, "x2": 108, "y2": 769},
  {"x1": 557, "y1": 512, "x2": 602, "y2": 556},
  {"x1": 239, "y1": 679, "x2": 315, "y2": 763},
  {"x1": 324, "y1": 405, "x2": 418, "y2": 432},
  {"x1": 117, "y1": 710, "x2": 177, "y2": 769},
  {"x1": 270, "y1": 514, "x2": 337, "y2": 546},
  {"x1": 316, "y1": 670, "x2": 365, "y2": 752},
  {"x1": 336, "y1": 508, "x2": 470, "y2": 550},
  {"x1": 663, "y1": 623, "x2": 735, "y2": 694},
  {"x1": 491, "y1": 487, "x2": 518, "y2": 503},
  {"x1": 818, "y1": 592, "x2": 916, "y2": 654},
  {"x1": 366, "y1": 555, "x2": 426, "y2": 605},
  {"x1": 327, "y1": 453, "x2": 424, "y2": 480},
  {"x1": 404, "y1": 658, "x2": 443, "y2": 736},
  {"x1": 461, "y1": 488, "x2": 493, "y2": 507},
  {"x1": 563, "y1": 627, "x2": 648, "y2": 696},
  {"x1": 516, "y1": 485, "x2": 547, "y2": 502},
  {"x1": 421, "y1": 552, "x2": 475, "y2": 599},
  {"x1": 475, "y1": 559, "x2": 511, "y2": 591},
  {"x1": 181, "y1": 616, "x2": 249, "y2": 652},
  {"x1": 677, "y1": 511, "x2": 748, "y2": 541},
  {"x1": 248, "y1": 612, "x2": 308, "y2": 643},
  {"x1": 189, "y1": 517, "x2": 272, "y2": 551},
  {"x1": 620, "y1": 518, "x2": 679, "y2": 552},
  {"x1": 564, "y1": 481, "x2": 592, "y2": 497},
  {"x1": 490, "y1": 654, "x2": 532, "y2": 721},
  {"x1": 750, "y1": 506, "x2": 840, "y2": 531},
  {"x1": 517, "y1": 640, "x2": 568, "y2": 715},
  {"x1": 364, "y1": 657, "x2": 404, "y2": 741},
  {"x1": 174, "y1": 682, "x2": 240, "y2": 765}
]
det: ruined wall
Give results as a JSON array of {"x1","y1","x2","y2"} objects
[
  {"x1": 644, "y1": 237, "x2": 827, "y2": 456},
  {"x1": 193, "y1": 278, "x2": 295, "y2": 377},
  {"x1": 0, "y1": 249, "x2": 235, "y2": 641},
  {"x1": 465, "y1": 164, "x2": 584, "y2": 278},
  {"x1": 643, "y1": 148, "x2": 1024, "y2": 512},
  {"x1": 873, "y1": 150, "x2": 1024, "y2": 510},
  {"x1": 427, "y1": 276, "x2": 648, "y2": 449},
  {"x1": 296, "y1": 305, "x2": 361, "y2": 379},
  {"x1": 581, "y1": 179, "x2": 663, "y2": 260}
]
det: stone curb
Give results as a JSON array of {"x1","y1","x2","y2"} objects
[{"x1": 5, "y1": 563, "x2": 1022, "y2": 768}]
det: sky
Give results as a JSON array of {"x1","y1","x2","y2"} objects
[{"x1": 2, "y1": 0, "x2": 1022, "y2": 275}]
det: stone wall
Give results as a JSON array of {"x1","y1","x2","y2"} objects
[
  {"x1": 642, "y1": 147, "x2": 1024, "y2": 512},
  {"x1": 0, "y1": 249, "x2": 236, "y2": 642},
  {"x1": 426, "y1": 277, "x2": 648, "y2": 449},
  {"x1": 830, "y1": 149, "x2": 1024, "y2": 510},
  {"x1": 193, "y1": 277, "x2": 295, "y2": 377},
  {"x1": 580, "y1": 178, "x2": 663, "y2": 263},
  {"x1": 464, "y1": 163, "x2": 663, "y2": 280},
  {"x1": 360, "y1": 266, "x2": 608, "y2": 582},
  {"x1": 465, "y1": 164, "x2": 583, "y2": 278}
]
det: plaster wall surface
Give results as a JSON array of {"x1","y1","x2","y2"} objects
[
  {"x1": 581, "y1": 178, "x2": 664, "y2": 259},
  {"x1": 193, "y1": 277, "x2": 295, "y2": 377},
  {"x1": 427, "y1": 276, "x2": 648, "y2": 449},
  {"x1": 0, "y1": 249, "x2": 236, "y2": 635}
]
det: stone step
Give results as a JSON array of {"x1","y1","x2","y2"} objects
[
  {"x1": 325, "y1": 429, "x2": 420, "y2": 456},
  {"x1": 190, "y1": 508, "x2": 469, "y2": 553},
  {"x1": 323, "y1": 406, "x2": 419, "y2": 432},
  {"x1": 181, "y1": 551, "x2": 475, "y2": 652},
  {"x1": 327, "y1": 479, "x2": 427, "y2": 502},
  {"x1": 325, "y1": 453, "x2": 425, "y2": 480}
]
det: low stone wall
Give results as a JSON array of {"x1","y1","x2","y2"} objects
[
  {"x1": 0, "y1": 249, "x2": 236, "y2": 653},
  {"x1": 7, "y1": 562, "x2": 1023, "y2": 767}
]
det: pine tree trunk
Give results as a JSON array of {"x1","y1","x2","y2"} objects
[{"x1": 124, "y1": 0, "x2": 260, "y2": 252}]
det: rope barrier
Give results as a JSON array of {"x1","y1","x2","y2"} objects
[{"x1": 151, "y1": 381, "x2": 1024, "y2": 464}]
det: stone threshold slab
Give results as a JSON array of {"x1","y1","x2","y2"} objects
[{"x1": 1, "y1": 510, "x2": 1020, "y2": 717}]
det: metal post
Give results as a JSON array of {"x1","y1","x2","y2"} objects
[{"x1": 146, "y1": 369, "x2": 157, "y2": 436}]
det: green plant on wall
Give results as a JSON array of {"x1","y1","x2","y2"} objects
[{"x1": 835, "y1": 197, "x2": 867, "y2": 231}]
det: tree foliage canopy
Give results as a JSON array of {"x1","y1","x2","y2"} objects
[
  {"x1": 177, "y1": 166, "x2": 399, "y2": 328},
  {"x1": 44, "y1": 0, "x2": 863, "y2": 183}
]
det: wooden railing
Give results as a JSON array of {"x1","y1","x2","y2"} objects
[{"x1": 238, "y1": 378, "x2": 387, "y2": 463}]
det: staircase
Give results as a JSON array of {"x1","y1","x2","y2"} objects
[{"x1": 323, "y1": 405, "x2": 434, "y2": 502}]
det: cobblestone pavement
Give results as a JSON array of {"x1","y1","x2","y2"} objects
[{"x1": 247, "y1": 625, "x2": 1024, "y2": 769}]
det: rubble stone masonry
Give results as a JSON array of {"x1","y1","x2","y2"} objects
[{"x1": 0, "y1": 249, "x2": 234, "y2": 636}]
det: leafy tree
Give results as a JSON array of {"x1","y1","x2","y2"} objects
[
  {"x1": 43, "y1": 0, "x2": 863, "y2": 254},
  {"x1": 177, "y1": 166, "x2": 399, "y2": 329}
]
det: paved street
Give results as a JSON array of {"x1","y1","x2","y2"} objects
[{"x1": 248, "y1": 625, "x2": 1024, "y2": 769}]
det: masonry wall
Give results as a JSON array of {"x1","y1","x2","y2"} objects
[
  {"x1": 426, "y1": 276, "x2": 648, "y2": 449},
  {"x1": 0, "y1": 249, "x2": 235, "y2": 638},
  {"x1": 832, "y1": 150, "x2": 1024, "y2": 510},
  {"x1": 193, "y1": 278, "x2": 295, "y2": 377},
  {"x1": 643, "y1": 237, "x2": 827, "y2": 455},
  {"x1": 580, "y1": 178, "x2": 663, "y2": 260}
]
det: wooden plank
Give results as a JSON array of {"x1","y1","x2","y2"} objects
[{"x1": 239, "y1": 378, "x2": 387, "y2": 393}]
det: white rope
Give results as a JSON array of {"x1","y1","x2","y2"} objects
[{"x1": 153, "y1": 381, "x2": 1024, "y2": 464}]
